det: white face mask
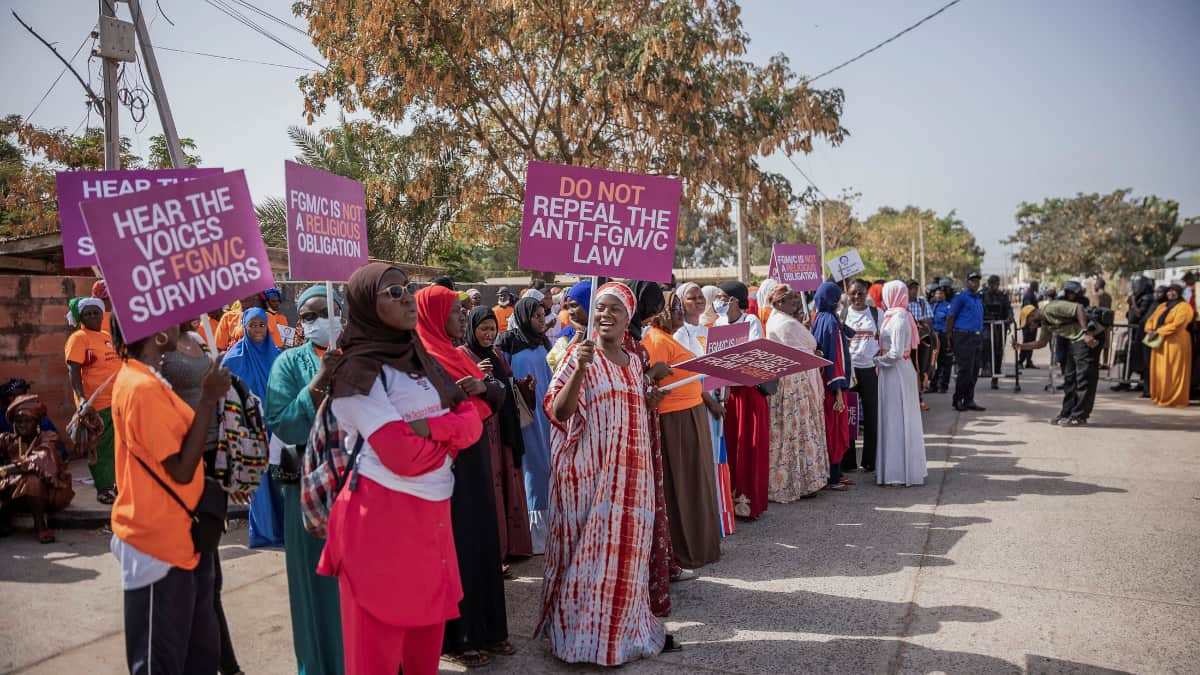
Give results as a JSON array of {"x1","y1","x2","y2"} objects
[
  {"x1": 301, "y1": 317, "x2": 336, "y2": 348},
  {"x1": 713, "y1": 300, "x2": 729, "y2": 315}
]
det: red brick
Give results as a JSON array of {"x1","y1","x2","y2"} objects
[
  {"x1": 41, "y1": 304, "x2": 72, "y2": 325},
  {"x1": 27, "y1": 332, "x2": 67, "y2": 357},
  {"x1": 30, "y1": 276, "x2": 68, "y2": 299},
  {"x1": 0, "y1": 275, "x2": 29, "y2": 300},
  {"x1": 0, "y1": 334, "x2": 21, "y2": 355}
]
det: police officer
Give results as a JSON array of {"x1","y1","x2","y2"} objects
[
  {"x1": 981, "y1": 274, "x2": 1014, "y2": 389},
  {"x1": 945, "y1": 272, "x2": 986, "y2": 411},
  {"x1": 1013, "y1": 281, "x2": 1103, "y2": 425}
]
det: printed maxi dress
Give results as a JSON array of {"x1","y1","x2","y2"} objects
[
  {"x1": 765, "y1": 311, "x2": 830, "y2": 501},
  {"x1": 537, "y1": 345, "x2": 665, "y2": 666}
]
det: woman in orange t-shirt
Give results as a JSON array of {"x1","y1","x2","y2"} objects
[
  {"x1": 108, "y1": 315, "x2": 232, "y2": 673},
  {"x1": 64, "y1": 297, "x2": 121, "y2": 503},
  {"x1": 261, "y1": 288, "x2": 291, "y2": 348},
  {"x1": 641, "y1": 290, "x2": 721, "y2": 570}
]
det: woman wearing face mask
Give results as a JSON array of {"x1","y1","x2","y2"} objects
[
  {"x1": 416, "y1": 286, "x2": 512, "y2": 667},
  {"x1": 316, "y1": 263, "x2": 482, "y2": 674},
  {"x1": 496, "y1": 296, "x2": 554, "y2": 554},
  {"x1": 714, "y1": 281, "x2": 769, "y2": 520},
  {"x1": 462, "y1": 307, "x2": 533, "y2": 562},
  {"x1": 264, "y1": 285, "x2": 347, "y2": 675}
]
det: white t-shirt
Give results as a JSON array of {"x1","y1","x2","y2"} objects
[
  {"x1": 330, "y1": 365, "x2": 454, "y2": 501},
  {"x1": 845, "y1": 306, "x2": 882, "y2": 370},
  {"x1": 674, "y1": 321, "x2": 709, "y2": 357}
]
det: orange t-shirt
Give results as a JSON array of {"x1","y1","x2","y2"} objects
[
  {"x1": 101, "y1": 311, "x2": 112, "y2": 335},
  {"x1": 267, "y1": 311, "x2": 289, "y2": 348},
  {"x1": 110, "y1": 359, "x2": 202, "y2": 570},
  {"x1": 214, "y1": 310, "x2": 243, "y2": 351},
  {"x1": 641, "y1": 326, "x2": 703, "y2": 414},
  {"x1": 493, "y1": 304, "x2": 515, "y2": 331},
  {"x1": 64, "y1": 328, "x2": 122, "y2": 411}
]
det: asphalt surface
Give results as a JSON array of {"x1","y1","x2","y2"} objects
[{"x1": 2, "y1": 366, "x2": 1196, "y2": 674}]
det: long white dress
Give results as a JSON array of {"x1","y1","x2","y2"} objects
[{"x1": 874, "y1": 316, "x2": 928, "y2": 486}]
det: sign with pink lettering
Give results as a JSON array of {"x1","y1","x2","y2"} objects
[
  {"x1": 56, "y1": 168, "x2": 223, "y2": 268},
  {"x1": 847, "y1": 391, "x2": 859, "y2": 440},
  {"x1": 78, "y1": 170, "x2": 275, "y2": 344},
  {"x1": 768, "y1": 243, "x2": 822, "y2": 291},
  {"x1": 285, "y1": 161, "x2": 368, "y2": 282},
  {"x1": 518, "y1": 161, "x2": 681, "y2": 282},
  {"x1": 673, "y1": 338, "x2": 831, "y2": 387},
  {"x1": 700, "y1": 322, "x2": 751, "y2": 391}
]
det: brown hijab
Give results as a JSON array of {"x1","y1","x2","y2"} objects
[{"x1": 330, "y1": 262, "x2": 464, "y2": 410}]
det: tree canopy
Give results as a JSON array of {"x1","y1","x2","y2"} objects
[
  {"x1": 295, "y1": 0, "x2": 847, "y2": 237},
  {"x1": 1006, "y1": 190, "x2": 1182, "y2": 277}
]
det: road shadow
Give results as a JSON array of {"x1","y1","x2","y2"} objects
[
  {"x1": 0, "y1": 531, "x2": 107, "y2": 584},
  {"x1": 1025, "y1": 654, "x2": 1133, "y2": 674}
]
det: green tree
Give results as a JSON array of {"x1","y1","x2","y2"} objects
[
  {"x1": 145, "y1": 134, "x2": 202, "y2": 168},
  {"x1": 1006, "y1": 190, "x2": 1182, "y2": 276},
  {"x1": 859, "y1": 207, "x2": 983, "y2": 281}
]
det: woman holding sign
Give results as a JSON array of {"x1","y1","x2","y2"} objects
[
  {"x1": 765, "y1": 285, "x2": 830, "y2": 501},
  {"x1": 714, "y1": 281, "x2": 770, "y2": 520},
  {"x1": 538, "y1": 281, "x2": 673, "y2": 665},
  {"x1": 496, "y1": 296, "x2": 554, "y2": 554},
  {"x1": 316, "y1": 263, "x2": 482, "y2": 675}
]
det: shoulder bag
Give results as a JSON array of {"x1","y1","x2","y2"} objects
[{"x1": 133, "y1": 454, "x2": 227, "y2": 554}]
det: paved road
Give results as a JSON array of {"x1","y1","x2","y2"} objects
[{"x1": 2, "y1": 368, "x2": 1196, "y2": 674}]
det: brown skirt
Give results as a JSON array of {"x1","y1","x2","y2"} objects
[
  {"x1": 659, "y1": 404, "x2": 721, "y2": 569},
  {"x1": 0, "y1": 474, "x2": 74, "y2": 512}
]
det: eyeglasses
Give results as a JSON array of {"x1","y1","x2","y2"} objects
[
  {"x1": 299, "y1": 310, "x2": 330, "y2": 322},
  {"x1": 378, "y1": 284, "x2": 410, "y2": 300}
]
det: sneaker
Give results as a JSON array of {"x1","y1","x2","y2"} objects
[
  {"x1": 1064, "y1": 418, "x2": 1087, "y2": 427},
  {"x1": 962, "y1": 403, "x2": 987, "y2": 411},
  {"x1": 1110, "y1": 383, "x2": 1130, "y2": 392},
  {"x1": 1050, "y1": 416, "x2": 1066, "y2": 425}
]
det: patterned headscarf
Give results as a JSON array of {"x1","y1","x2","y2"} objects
[
  {"x1": 592, "y1": 281, "x2": 636, "y2": 339},
  {"x1": 67, "y1": 297, "x2": 105, "y2": 328},
  {"x1": 6, "y1": 393, "x2": 47, "y2": 423},
  {"x1": 91, "y1": 280, "x2": 108, "y2": 299}
]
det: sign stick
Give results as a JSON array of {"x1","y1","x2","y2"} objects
[
  {"x1": 326, "y1": 281, "x2": 338, "y2": 350},
  {"x1": 584, "y1": 275, "x2": 599, "y2": 340},
  {"x1": 660, "y1": 373, "x2": 703, "y2": 392},
  {"x1": 199, "y1": 314, "x2": 219, "y2": 359}
]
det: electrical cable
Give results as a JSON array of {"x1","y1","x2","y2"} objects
[
  {"x1": 153, "y1": 45, "x2": 312, "y2": 71},
  {"x1": 228, "y1": 0, "x2": 308, "y2": 37},
  {"x1": 808, "y1": 0, "x2": 965, "y2": 84},
  {"x1": 203, "y1": 0, "x2": 325, "y2": 70},
  {"x1": 23, "y1": 31, "x2": 95, "y2": 123}
]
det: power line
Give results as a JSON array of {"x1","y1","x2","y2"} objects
[
  {"x1": 203, "y1": 0, "x2": 325, "y2": 70},
  {"x1": 784, "y1": 154, "x2": 826, "y2": 199},
  {"x1": 228, "y1": 0, "x2": 308, "y2": 37},
  {"x1": 808, "y1": 0, "x2": 965, "y2": 84},
  {"x1": 153, "y1": 45, "x2": 312, "y2": 70}
]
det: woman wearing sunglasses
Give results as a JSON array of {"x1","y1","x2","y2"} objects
[
  {"x1": 263, "y1": 284, "x2": 347, "y2": 675},
  {"x1": 316, "y1": 263, "x2": 482, "y2": 675}
]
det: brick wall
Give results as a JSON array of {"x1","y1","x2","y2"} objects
[{"x1": 0, "y1": 275, "x2": 101, "y2": 434}]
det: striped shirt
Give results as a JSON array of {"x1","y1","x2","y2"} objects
[{"x1": 909, "y1": 297, "x2": 933, "y2": 322}]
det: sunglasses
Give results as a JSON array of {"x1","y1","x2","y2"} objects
[
  {"x1": 299, "y1": 309, "x2": 330, "y2": 322},
  {"x1": 377, "y1": 284, "x2": 410, "y2": 300}
]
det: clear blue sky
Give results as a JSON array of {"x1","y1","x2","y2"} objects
[{"x1": 4, "y1": 0, "x2": 1198, "y2": 274}]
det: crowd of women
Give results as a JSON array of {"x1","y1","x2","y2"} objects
[{"x1": 2, "y1": 264, "x2": 934, "y2": 674}]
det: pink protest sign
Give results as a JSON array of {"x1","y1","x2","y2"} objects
[
  {"x1": 673, "y1": 338, "x2": 831, "y2": 387},
  {"x1": 518, "y1": 161, "x2": 681, "y2": 282},
  {"x1": 700, "y1": 322, "x2": 751, "y2": 391},
  {"x1": 78, "y1": 170, "x2": 275, "y2": 344},
  {"x1": 284, "y1": 161, "x2": 368, "y2": 282},
  {"x1": 846, "y1": 391, "x2": 859, "y2": 440},
  {"x1": 768, "y1": 243, "x2": 822, "y2": 292},
  {"x1": 56, "y1": 168, "x2": 223, "y2": 268}
]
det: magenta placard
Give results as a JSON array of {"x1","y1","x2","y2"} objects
[
  {"x1": 79, "y1": 170, "x2": 275, "y2": 344},
  {"x1": 846, "y1": 391, "x2": 859, "y2": 440},
  {"x1": 673, "y1": 338, "x2": 831, "y2": 387},
  {"x1": 56, "y1": 168, "x2": 224, "y2": 268},
  {"x1": 768, "y1": 243, "x2": 822, "y2": 292},
  {"x1": 284, "y1": 161, "x2": 368, "y2": 282},
  {"x1": 518, "y1": 161, "x2": 681, "y2": 282},
  {"x1": 701, "y1": 323, "x2": 751, "y2": 391}
]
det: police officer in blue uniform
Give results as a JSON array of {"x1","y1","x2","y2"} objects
[{"x1": 945, "y1": 272, "x2": 986, "y2": 411}]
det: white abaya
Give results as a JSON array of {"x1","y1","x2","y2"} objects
[{"x1": 874, "y1": 317, "x2": 928, "y2": 486}]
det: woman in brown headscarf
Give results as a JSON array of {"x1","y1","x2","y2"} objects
[
  {"x1": 0, "y1": 394, "x2": 74, "y2": 542},
  {"x1": 316, "y1": 263, "x2": 484, "y2": 675}
]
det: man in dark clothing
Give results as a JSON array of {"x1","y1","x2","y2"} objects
[
  {"x1": 980, "y1": 274, "x2": 1014, "y2": 389},
  {"x1": 1019, "y1": 281, "x2": 1040, "y2": 368},
  {"x1": 1113, "y1": 276, "x2": 1155, "y2": 392},
  {"x1": 1014, "y1": 281, "x2": 1104, "y2": 425},
  {"x1": 946, "y1": 272, "x2": 986, "y2": 411},
  {"x1": 930, "y1": 286, "x2": 953, "y2": 393}
]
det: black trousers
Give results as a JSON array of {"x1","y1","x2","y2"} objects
[
  {"x1": 952, "y1": 331, "x2": 982, "y2": 407},
  {"x1": 124, "y1": 552, "x2": 220, "y2": 675},
  {"x1": 844, "y1": 367, "x2": 879, "y2": 471},
  {"x1": 934, "y1": 331, "x2": 954, "y2": 391},
  {"x1": 1060, "y1": 339, "x2": 1101, "y2": 421},
  {"x1": 1020, "y1": 324, "x2": 1037, "y2": 366},
  {"x1": 214, "y1": 554, "x2": 240, "y2": 675}
]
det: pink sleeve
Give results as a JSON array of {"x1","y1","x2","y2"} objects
[
  {"x1": 366, "y1": 421, "x2": 452, "y2": 477},
  {"x1": 425, "y1": 400, "x2": 484, "y2": 453}
]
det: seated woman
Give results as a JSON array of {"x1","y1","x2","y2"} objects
[{"x1": 0, "y1": 395, "x2": 74, "y2": 542}]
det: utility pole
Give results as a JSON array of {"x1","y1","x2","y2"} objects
[
  {"x1": 128, "y1": 0, "x2": 187, "y2": 168},
  {"x1": 99, "y1": 1, "x2": 122, "y2": 170},
  {"x1": 818, "y1": 201, "x2": 826, "y2": 277},
  {"x1": 919, "y1": 217, "x2": 927, "y2": 290},
  {"x1": 735, "y1": 194, "x2": 750, "y2": 282},
  {"x1": 910, "y1": 237, "x2": 916, "y2": 280}
]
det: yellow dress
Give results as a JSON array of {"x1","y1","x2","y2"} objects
[{"x1": 1146, "y1": 302, "x2": 1195, "y2": 408}]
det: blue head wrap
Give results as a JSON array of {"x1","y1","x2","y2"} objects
[
  {"x1": 557, "y1": 280, "x2": 593, "y2": 342},
  {"x1": 810, "y1": 282, "x2": 853, "y2": 390},
  {"x1": 221, "y1": 308, "x2": 282, "y2": 402}
]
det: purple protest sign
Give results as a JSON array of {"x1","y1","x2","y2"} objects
[
  {"x1": 78, "y1": 170, "x2": 275, "y2": 344},
  {"x1": 518, "y1": 161, "x2": 681, "y2": 282},
  {"x1": 673, "y1": 338, "x2": 831, "y2": 387},
  {"x1": 284, "y1": 161, "x2": 368, "y2": 282},
  {"x1": 846, "y1": 391, "x2": 859, "y2": 440},
  {"x1": 700, "y1": 323, "x2": 751, "y2": 391},
  {"x1": 56, "y1": 168, "x2": 224, "y2": 268},
  {"x1": 768, "y1": 243, "x2": 822, "y2": 292}
]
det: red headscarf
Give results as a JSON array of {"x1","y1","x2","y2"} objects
[
  {"x1": 415, "y1": 285, "x2": 490, "y2": 419},
  {"x1": 868, "y1": 281, "x2": 884, "y2": 309}
]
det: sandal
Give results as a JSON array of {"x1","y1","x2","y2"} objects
[
  {"x1": 37, "y1": 529, "x2": 56, "y2": 544},
  {"x1": 823, "y1": 483, "x2": 849, "y2": 492},
  {"x1": 663, "y1": 635, "x2": 683, "y2": 653},
  {"x1": 485, "y1": 641, "x2": 516, "y2": 656},
  {"x1": 839, "y1": 478, "x2": 857, "y2": 486},
  {"x1": 501, "y1": 563, "x2": 513, "y2": 579},
  {"x1": 96, "y1": 486, "x2": 117, "y2": 505},
  {"x1": 444, "y1": 651, "x2": 491, "y2": 668}
]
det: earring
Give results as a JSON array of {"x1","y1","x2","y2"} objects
[{"x1": 154, "y1": 332, "x2": 169, "y2": 347}]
